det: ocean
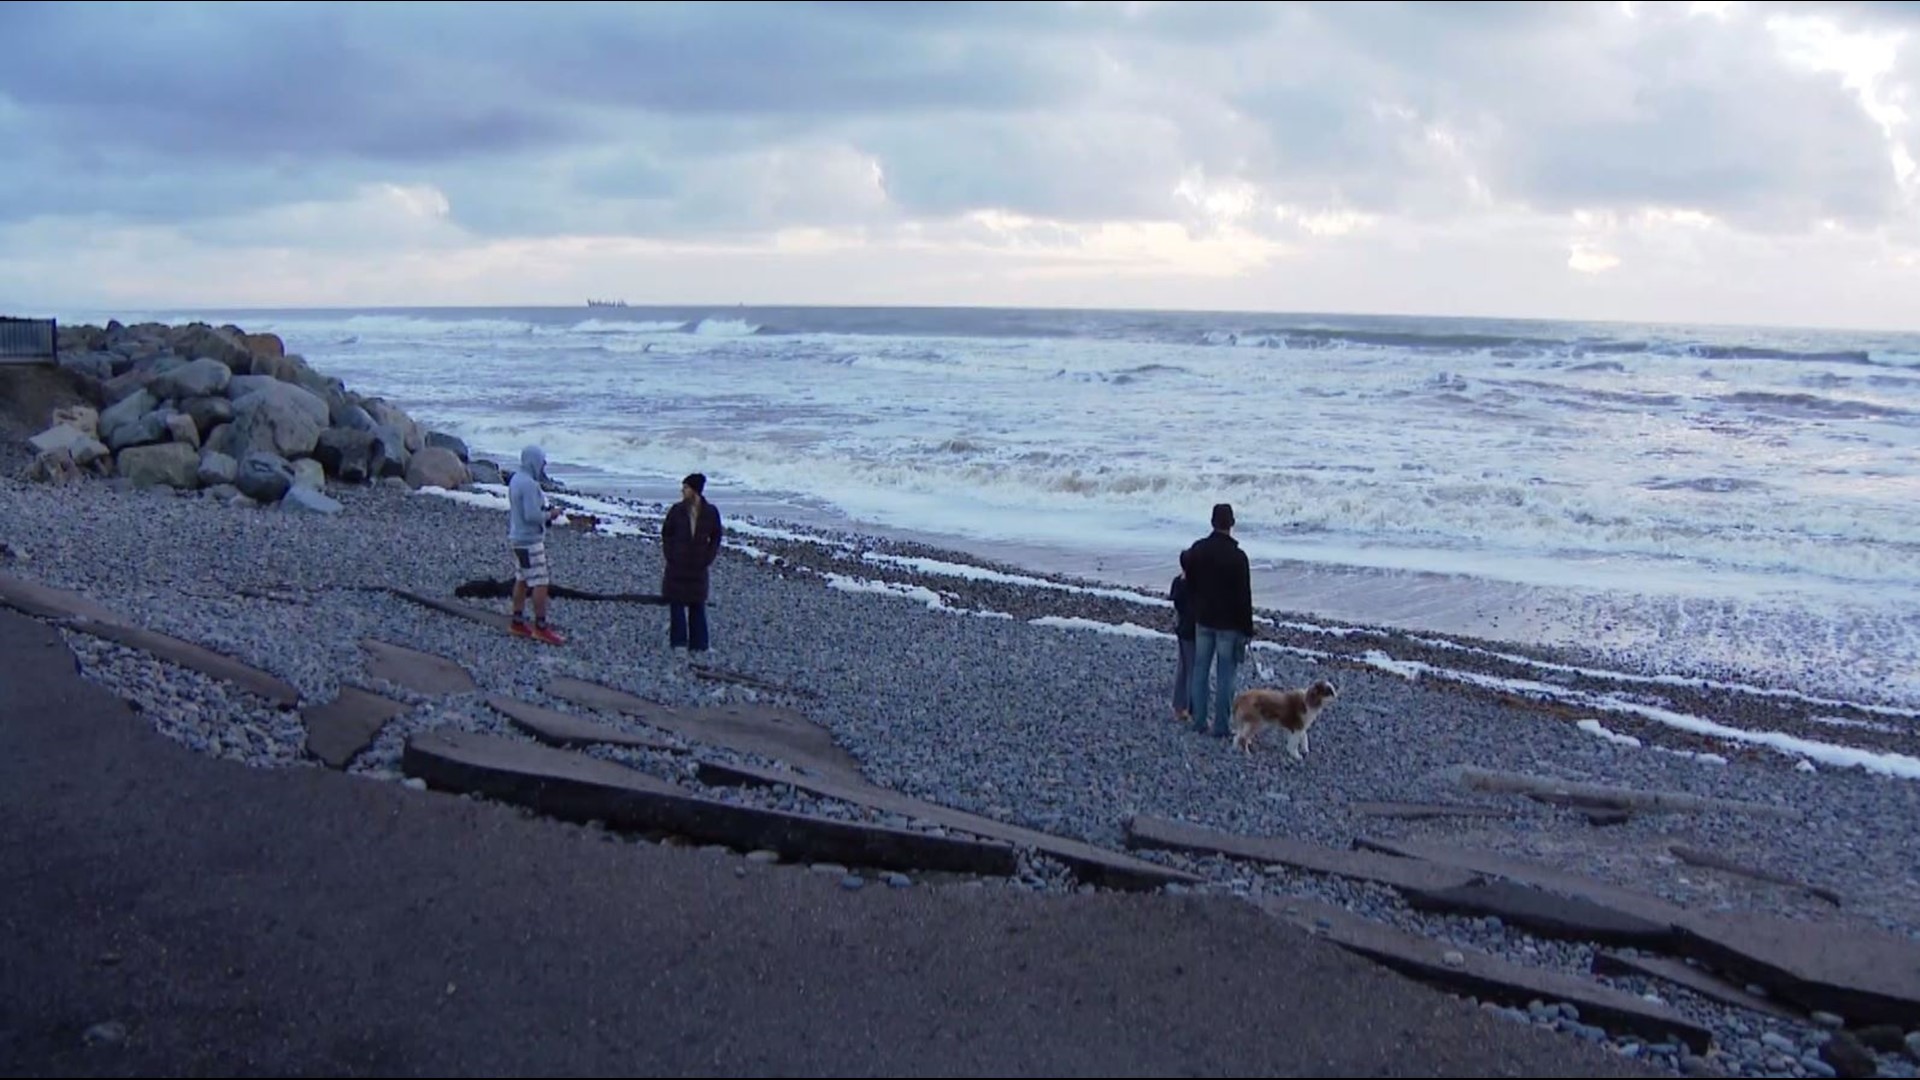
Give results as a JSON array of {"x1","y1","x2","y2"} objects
[{"x1": 68, "y1": 304, "x2": 1920, "y2": 707}]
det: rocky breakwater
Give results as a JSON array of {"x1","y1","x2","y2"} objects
[{"x1": 20, "y1": 320, "x2": 498, "y2": 511}]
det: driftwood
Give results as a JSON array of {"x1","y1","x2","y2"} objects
[
  {"x1": 1668, "y1": 845, "x2": 1843, "y2": 906},
  {"x1": 1450, "y1": 766, "x2": 1803, "y2": 821},
  {"x1": 454, "y1": 578, "x2": 669, "y2": 604}
]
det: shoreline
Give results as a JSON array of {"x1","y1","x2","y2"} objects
[{"x1": 10, "y1": 322, "x2": 1920, "y2": 1078}]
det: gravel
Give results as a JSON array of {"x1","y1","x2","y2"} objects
[{"x1": 5, "y1": 472, "x2": 1920, "y2": 1077}]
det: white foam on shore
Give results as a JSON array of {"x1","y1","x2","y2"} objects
[
  {"x1": 1361, "y1": 649, "x2": 1428, "y2": 680},
  {"x1": 866, "y1": 553, "x2": 1170, "y2": 607},
  {"x1": 1029, "y1": 615, "x2": 1168, "y2": 640},
  {"x1": 822, "y1": 571, "x2": 1014, "y2": 619},
  {"x1": 1578, "y1": 718, "x2": 1643, "y2": 749},
  {"x1": 419, "y1": 486, "x2": 509, "y2": 510}
]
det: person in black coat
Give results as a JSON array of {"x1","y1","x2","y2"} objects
[
  {"x1": 1182, "y1": 502, "x2": 1254, "y2": 738},
  {"x1": 1170, "y1": 548, "x2": 1196, "y2": 723},
  {"x1": 661, "y1": 472, "x2": 723, "y2": 655}
]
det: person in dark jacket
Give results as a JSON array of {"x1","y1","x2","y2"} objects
[
  {"x1": 1182, "y1": 502, "x2": 1254, "y2": 738},
  {"x1": 1170, "y1": 549, "x2": 1196, "y2": 723},
  {"x1": 661, "y1": 472, "x2": 723, "y2": 656}
]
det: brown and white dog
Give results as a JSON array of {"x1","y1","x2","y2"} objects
[{"x1": 1229, "y1": 679, "x2": 1339, "y2": 760}]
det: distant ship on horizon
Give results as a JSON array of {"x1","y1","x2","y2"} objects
[{"x1": 585, "y1": 298, "x2": 629, "y2": 308}]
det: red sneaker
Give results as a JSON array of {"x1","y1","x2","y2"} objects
[
  {"x1": 509, "y1": 618, "x2": 533, "y2": 638},
  {"x1": 531, "y1": 624, "x2": 567, "y2": 646}
]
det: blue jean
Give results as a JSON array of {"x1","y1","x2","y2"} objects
[
  {"x1": 1190, "y1": 626, "x2": 1247, "y2": 737},
  {"x1": 670, "y1": 602, "x2": 709, "y2": 652}
]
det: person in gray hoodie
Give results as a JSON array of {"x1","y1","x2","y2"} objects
[{"x1": 508, "y1": 445, "x2": 565, "y2": 644}]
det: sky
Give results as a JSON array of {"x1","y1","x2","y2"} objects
[{"x1": 6, "y1": 0, "x2": 1920, "y2": 330}]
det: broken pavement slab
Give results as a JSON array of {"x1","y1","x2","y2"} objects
[
  {"x1": 547, "y1": 676, "x2": 861, "y2": 779},
  {"x1": 1124, "y1": 814, "x2": 1475, "y2": 894},
  {"x1": 1257, "y1": 895, "x2": 1713, "y2": 1053},
  {"x1": 1673, "y1": 910, "x2": 1920, "y2": 1029},
  {"x1": 1352, "y1": 835, "x2": 1690, "y2": 927},
  {"x1": 361, "y1": 639, "x2": 477, "y2": 696},
  {"x1": 1668, "y1": 844, "x2": 1844, "y2": 907},
  {"x1": 700, "y1": 758, "x2": 1201, "y2": 893},
  {"x1": 0, "y1": 573, "x2": 301, "y2": 707},
  {"x1": 302, "y1": 687, "x2": 409, "y2": 769},
  {"x1": 1404, "y1": 879, "x2": 1680, "y2": 950},
  {"x1": 402, "y1": 729, "x2": 1018, "y2": 878},
  {"x1": 1592, "y1": 951, "x2": 1803, "y2": 1023},
  {"x1": 485, "y1": 695, "x2": 679, "y2": 752}
]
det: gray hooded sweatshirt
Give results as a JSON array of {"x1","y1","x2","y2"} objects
[{"x1": 508, "y1": 445, "x2": 549, "y2": 546}]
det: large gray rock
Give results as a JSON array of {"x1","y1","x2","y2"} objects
[
  {"x1": 58, "y1": 352, "x2": 115, "y2": 382},
  {"x1": 292, "y1": 458, "x2": 325, "y2": 492},
  {"x1": 229, "y1": 382, "x2": 328, "y2": 459},
  {"x1": 312, "y1": 428, "x2": 386, "y2": 484},
  {"x1": 376, "y1": 426, "x2": 411, "y2": 477},
  {"x1": 50, "y1": 404, "x2": 99, "y2": 439},
  {"x1": 364, "y1": 399, "x2": 424, "y2": 453},
  {"x1": 235, "y1": 452, "x2": 296, "y2": 504},
  {"x1": 197, "y1": 450, "x2": 237, "y2": 488},
  {"x1": 118, "y1": 442, "x2": 201, "y2": 490},
  {"x1": 166, "y1": 412, "x2": 201, "y2": 449},
  {"x1": 331, "y1": 400, "x2": 377, "y2": 432},
  {"x1": 98, "y1": 388, "x2": 156, "y2": 443},
  {"x1": 280, "y1": 485, "x2": 344, "y2": 515},
  {"x1": 180, "y1": 395, "x2": 234, "y2": 436},
  {"x1": 225, "y1": 374, "x2": 280, "y2": 401},
  {"x1": 166, "y1": 323, "x2": 253, "y2": 370},
  {"x1": 98, "y1": 369, "x2": 157, "y2": 407},
  {"x1": 149, "y1": 356, "x2": 231, "y2": 401},
  {"x1": 107, "y1": 410, "x2": 171, "y2": 452},
  {"x1": 28, "y1": 423, "x2": 93, "y2": 457},
  {"x1": 468, "y1": 459, "x2": 504, "y2": 486},
  {"x1": 19, "y1": 448, "x2": 82, "y2": 485},
  {"x1": 72, "y1": 437, "x2": 111, "y2": 469},
  {"x1": 404, "y1": 446, "x2": 469, "y2": 490},
  {"x1": 425, "y1": 430, "x2": 470, "y2": 462}
]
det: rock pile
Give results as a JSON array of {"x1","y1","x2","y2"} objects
[{"x1": 19, "y1": 320, "x2": 500, "y2": 512}]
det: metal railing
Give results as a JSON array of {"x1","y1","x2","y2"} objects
[{"x1": 0, "y1": 317, "x2": 57, "y2": 364}]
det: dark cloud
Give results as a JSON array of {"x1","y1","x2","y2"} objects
[{"x1": 0, "y1": 0, "x2": 1912, "y2": 241}]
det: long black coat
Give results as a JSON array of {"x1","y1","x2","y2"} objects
[{"x1": 661, "y1": 498, "x2": 723, "y2": 605}]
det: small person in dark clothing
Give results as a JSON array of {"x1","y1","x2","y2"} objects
[
  {"x1": 1171, "y1": 549, "x2": 1196, "y2": 723},
  {"x1": 661, "y1": 472, "x2": 724, "y2": 657}
]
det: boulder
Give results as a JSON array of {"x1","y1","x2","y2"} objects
[
  {"x1": 312, "y1": 428, "x2": 386, "y2": 484},
  {"x1": 226, "y1": 374, "x2": 280, "y2": 401},
  {"x1": 149, "y1": 356, "x2": 232, "y2": 401},
  {"x1": 205, "y1": 423, "x2": 233, "y2": 458},
  {"x1": 50, "y1": 404, "x2": 99, "y2": 439},
  {"x1": 28, "y1": 423, "x2": 94, "y2": 457},
  {"x1": 197, "y1": 450, "x2": 238, "y2": 488},
  {"x1": 107, "y1": 410, "x2": 171, "y2": 452},
  {"x1": 99, "y1": 370, "x2": 155, "y2": 407},
  {"x1": 180, "y1": 395, "x2": 234, "y2": 436},
  {"x1": 281, "y1": 485, "x2": 344, "y2": 515},
  {"x1": 292, "y1": 458, "x2": 326, "y2": 491},
  {"x1": 146, "y1": 353, "x2": 188, "y2": 378},
  {"x1": 235, "y1": 452, "x2": 296, "y2": 504},
  {"x1": 58, "y1": 352, "x2": 114, "y2": 382},
  {"x1": 99, "y1": 388, "x2": 157, "y2": 443},
  {"x1": 376, "y1": 426, "x2": 411, "y2": 476},
  {"x1": 425, "y1": 431, "x2": 470, "y2": 462},
  {"x1": 242, "y1": 332, "x2": 285, "y2": 360},
  {"x1": 229, "y1": 382, "x2": 328, "y2": 459},
  {"x1": 364, "y1": 399, "x2": 424, "y2": 453},
  {"x1": 331, "y1": 400, "x2": 377, "y2": 432},
  {"x1": 58, "y1": 324, "x2": 108, "y2": 353},
  {"x1": 404, "y1": 446, "x2": 469, "y2": 490},
  {"x1": 248, "y1": 351, "x2": 298, "y2": 382},
  {"x1": 20, "y1": 448, "x2": 82, "y2": 485},
  {"x1": 167, "y1": 323, "x2": 253, "y2": 370},
  {"x1": 166, "y1": 413, "x2": 201, "y2": 449},
  {"x1": 71, "y1": 437, "x2": 111, "y2": 470},
  {"x1": 203, "y1": 483, "x2": 240, "y2": 501},
  {"x1": 118, "y1": 442, "x2": 201, "y2": 490},
  {"x1": 468, "y1": 459, "x2": 504, "y2": 486}
]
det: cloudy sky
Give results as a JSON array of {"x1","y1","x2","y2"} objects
[{"x1": 5, "y1": 0, "x2": 1920, "y2": 330}]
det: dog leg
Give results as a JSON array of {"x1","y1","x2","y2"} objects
[{"x1": 1301, "y1": 729, "x2": 1311, "y2": 757}]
